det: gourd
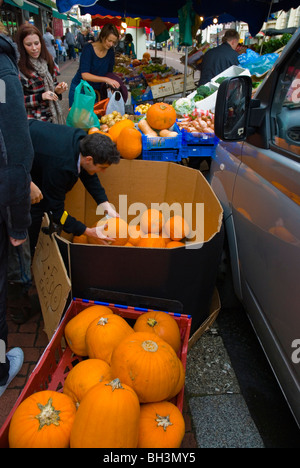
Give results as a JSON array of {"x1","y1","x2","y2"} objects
[
  {"x1": 138, "y1": 234, "x2": 166, "y2": 248},
  {"x1": 159, "y1": 129, "x2": 178, "y2": 138},
  {"x1": 133, "y1": 311, "x2": 181, "y2": 353},
  {"x1": 85, "y1": 313, "x2": 134, "y2": 364},
  {"x1": 117, "y1": 127, "x2": 142, "y2": 160},
  {"x1": 64, "y1": 304, "x2": 113, "y2": 356},
  {"x1": 163, "y1": 215, "x2": 190, "y2": 241},
  {"x1": 168, "y1": 357, "x2": 185, "y2": 399},
  {"x1": 110, "y1": 332, "x2": 181, "y2": 402},
  {"x1": 70, "y1": 378, "x2": 140, "y2": 448},
  {"x1": 128, "y1": 224, "x2": 143, "y2": 246},
  {"x1": 166, "y1": 240, "x2": 185, "y2": 248},
  {"x1": 146, "y1": 102, "x2": 177, "y2": 130},
  {"x1": 8, "y1": 390, "x2": 76, "y2": 448},
  {"x1": 97, "y1": 217, "x2": 129, "y2": 246},
  {"x1": 63, "y1": 358, "x2": 112, "y2": 407},
  {"x1": 140, "y1": 208, "x2": 165, "y2": 234},
  {"x1": 108, "y1": 118, "x2": 134, "y2": 142},
  {"x1": 138, "y1": 118, "x2": 157, "y2": 136},
  {"x1": 137, "y1": 401, "x2": 185, "y2": 448},
  {"x1": 73, "y1": 234, "x2": 88, "y2": 244}
]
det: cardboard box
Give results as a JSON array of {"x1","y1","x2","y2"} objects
[
  {"x1": 170, "y1": 74, "x2": 196, "y2": 93},
  {"x1": 34, "y1": 160, "x2": 224, "y2": 336},
  {"x1": 149, "y1": 81, "x2": 174, "y2": 99}
]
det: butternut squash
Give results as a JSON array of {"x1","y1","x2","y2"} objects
[
  {"x1": 159, "y1": 129, "x2": 178, "y2": 138},
  {"x1": 138, "y1": 119, "x2": 158, "y2": 137}
]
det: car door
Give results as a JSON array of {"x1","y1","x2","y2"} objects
[{"x1": 231, "y1": 46, "x2": 300, "y2": 423}]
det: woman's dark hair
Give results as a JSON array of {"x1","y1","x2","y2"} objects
[
  {"x1": 125, "y1": 33, "x2": 133, "y2": 43},
  {"x1": 80, "y1": 133, "x2": 120, "y2": 165},
  {"x1": 15, "y1": 24, "x2": 54, "y2": 78},
  {"x1": 98, "y1": 23, "x2": 119, "y2": 43}
]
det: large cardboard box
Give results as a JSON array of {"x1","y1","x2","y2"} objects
[{"x1": 40, "y1": 160, "x2": 223, "y2": 335}]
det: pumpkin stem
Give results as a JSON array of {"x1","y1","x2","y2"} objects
[
  {"x1": 159, "y1": 104, "x2": 168, "y2": 111},
  {"x1": 97, "y1": 317, "x2": 109, "y2": 326},
  {"x1": 155, "y1": 414, "x2": 173, "y2": 432},
  {"x1": 147, "y1": 318, "x2": 158, "y2": 328},
  {"x1": 35, "y1": 398, "x2": 61, "y2": 430},
  {"x1": 105, "y1": 378, "x2": 124, "y2": 391},
  {"x1": 142, "y1": 340, "x2": 158, "y2": 352}
]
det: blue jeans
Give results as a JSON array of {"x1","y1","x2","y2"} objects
[
  {"x1": 0, "y1": 212, "x2": 9, "y2": 384},
  {"x1": 7, "y1": 237, "x2": 32, "y2": 290}
]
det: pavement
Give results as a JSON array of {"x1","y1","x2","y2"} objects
[{"x1": 0, "y1": 57, "x2": 267, "y2": 449}]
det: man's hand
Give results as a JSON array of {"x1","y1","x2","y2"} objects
[
  {"x1": 30, "y1": 182, "x2": 43, "y2": 204},
  {"x1": 9, "y1": 237, "x2": 27, "y2": 247},
  {"x1": 97, "y1": 201, "x2": 120, "y2": 219},
  {"x1": 84, "y1": 223, "x2": 115, "y2": 244}
]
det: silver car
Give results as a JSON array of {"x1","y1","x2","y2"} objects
[{"x1": 208, "y1": 28, "x2": 300, "y2": 427}]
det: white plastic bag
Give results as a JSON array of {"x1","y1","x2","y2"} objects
[{"x1": 106, "y1": 89, "x2": 125, "y2": 116}]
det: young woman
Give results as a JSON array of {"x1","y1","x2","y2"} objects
[
  {"x1": 15, "y1": 24, "x2": 68, "y2": 124},
  {"x1": 68, "y1": 23, "x2": 123, "y2": 106}
]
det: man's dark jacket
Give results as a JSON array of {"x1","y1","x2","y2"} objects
[
  {"x1": 29, "y1": 119, "x2": 108, "y2": 236},
  {"x1": 0, "y1": 34, "x2": 33, "y2": 240},
  {"x1": 198, "y1": 42, "x2": 239, "y2": 86}
]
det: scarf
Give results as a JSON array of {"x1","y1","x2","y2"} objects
[{"x1": 30, "y1": 58, "x2": 65, "y2": 125}]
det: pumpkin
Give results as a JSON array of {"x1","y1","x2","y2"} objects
[
  {"x1": 64, "y1": 304, "x2": 113, "y2": 356},
  {"x1": 85, "y1": 313, "x2": 134, "y2": 364},
  {"x1": 117, "y1": 127, "x2": 142, "y2": 160},
  {"x1": 133, "y1": 311, "x2": 181, "y2": 354},
  {"x1": 63, "y1": 358, "x2": 112, "y2": 407},
  {"x1": 110, "y1": 332, "x2": 181, "y2": 402},
  {"x1": 168, "y1": 357, "x2": 185, "y2": 399},
  {"x1": 140, "y1": 208, "x2": 165, "y2": 234},
  {"x1": 138, "y1": 401, "x2": 185, "y2": 448},
  {"x1": 70, "y1": 378, "x2": 140, "y2": 448},
  {"x1": 166, "y1": 240, "x2": 185, "y2": 248},
  {"x1": 73, "y1": 234, "x2": 88, "y2": 244},
  {"x1": 138, "y1": 234, "x2": 166, "y2": 248},
  {"x1": 108, "y1": 118, "x2": 134, "y2": 142},
  {"x1": 146, "y1": 102, "x2": 176, "y2": 130},
  {"x1": 128, "y1": 224, "x2": 143, "y2": 246},
  {"x1": 8, "y1": 390, "x2": 76, "y2": 448},
  {"x1": 97, "y1": 217, "x2": 129, "y2": 246},
  {"x1": 163, "y1": 215, "x2": 190, "y2": 241}
]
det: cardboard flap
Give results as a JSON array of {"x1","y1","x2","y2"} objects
[{"x1": 32, "y1": 214, "x2": 71, "y2": 341}]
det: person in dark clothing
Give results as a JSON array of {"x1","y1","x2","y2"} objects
[
  {"x1": 197, "y1": 29, "x2": 240, "y2": 86},
  {"x1": 124, "y1": 33, "x2": 136, "y2": 59},
  {"x1": 28, "y1": 119, "x2": 120, "y2": 255},
  {"x1": 0, "y1": 19, "x2": 34, "y2": 396}
]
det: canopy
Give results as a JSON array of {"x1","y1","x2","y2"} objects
[{"x1": 56, "y1": 0, "x2": 300, "y2": 37}]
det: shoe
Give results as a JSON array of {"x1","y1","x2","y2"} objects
[
  {"x1": 0, "y1": 348, "x2": 24, "y2": 397},
  {"x1": 7, "y1": 282, "x2": 38, "y2": 324}
]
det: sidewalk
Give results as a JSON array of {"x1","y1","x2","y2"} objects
[{"x1": 0, "y1": 59, "x2": 197, "y2": 449}]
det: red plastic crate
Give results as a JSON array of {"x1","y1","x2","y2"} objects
[{"x1": 0, "y1": 298, "x2": 191, "y2": 448}]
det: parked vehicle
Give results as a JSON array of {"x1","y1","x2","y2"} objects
[
  {"x1": 209, "y1": 28, "x2": 300, "y2": 427},
  {"x1": 149, "y1": 40, "x2": 162, "y2": 50}
]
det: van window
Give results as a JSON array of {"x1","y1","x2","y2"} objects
[{"x1": 271, "y1": 47, "x2": 300, "y2": 157}]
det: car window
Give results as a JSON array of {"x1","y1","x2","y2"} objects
[{"x1": 271, "y1": 47, "x2": 300, "y2": 157}]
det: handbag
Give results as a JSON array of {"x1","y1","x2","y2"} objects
[
  {"x1": 66, "y1": 80, "x2": 100, "y2": 130},
  {"x1": 105, "y1": 89, "x2": 125, "y2": 116}
]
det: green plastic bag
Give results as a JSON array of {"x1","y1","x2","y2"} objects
[{"x1": 66, "y1": 80, "x2": 100, "y2": 130}]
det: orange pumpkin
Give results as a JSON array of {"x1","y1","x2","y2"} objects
[
  {"x1": 85, "y1": 313, "x2": 134, "y2": 364},
  {"x1": 166, "y1": 240, "x2": 185, "y2": 248},
  {"x1": 138, "y1": 234, "x2": 166, "y2": 248},
  {"x1": 73, "y1": 234, "x2": 88, "y2": 244},
  {"x1": 63, "y1": 359, "x2": 112, "y2": 407},
  {"x1": 164, "y1": 215, "x2": 190, "y2": 241},
  {"x1": 8, "y1": 390, "x2": 76, "y2": 448},
  {"x1": 70, "y1": 378, "x2": 140, "y2": 448},
  {"x1": 97, "y1": 217, "x2": 129, "y2": 246},
  {"x1": 117, "y1": 127, "x2": 142, "y2": 160},
  {"x1": 168, "y1": 357, "x2": 185, "y2": 399},
  {"x1": 64, "y1": 305, "x2": 113, "y2": 356},
  {"x1": 138, "y1": 401, "x2": 185, "y2": 448},
  {"x1": 133, "y1": 311, "x2": 181, "y2": 353},
  {"x1": 128, "y1": 224, "x2": 143, "y2": 246},
  {"x1": 108, "y1": 118, "x2": 134, "y2": 142},
  {"x1": 146, "y1": 102, "x2": 176, "y2": 130},
  {"x1": 140, "y1": 208, "x2": 165, "y2": 234},
  {"x1": 110, "y1": 332, "x2": 181, "y2": 402}
]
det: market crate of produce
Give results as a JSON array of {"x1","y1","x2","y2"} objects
[
  {"x1": 179, "y1": 144, "x2": 217, "y2": 159},
  {"x1": 142, "y1": 148, "x2": 181, "y2": 162},
  {"x1": 0, "y1": 298, "x2": 192, "y2": 448},
  {"x1": 141, "y1": 123, "x2": 182, "y2": 150},
  {"x1": 180, "y1": 126, "x2": 219, "y2": 146}
]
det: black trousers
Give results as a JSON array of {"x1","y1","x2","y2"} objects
[{"x1": 0, "y1": 210, "x2": 10, "y2": 384}]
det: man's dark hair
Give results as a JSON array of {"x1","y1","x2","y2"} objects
[
  {"x1": 80, "y1": 133, "x2": 120, "y2": 165},
  {"x1": 222, "y1": 29, "x2": 239, "y2": 43}
]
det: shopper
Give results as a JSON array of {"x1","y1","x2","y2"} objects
[
  {"x1": 28, "y1": 119, "x2": 121, "y2": 255},
  {"x1": 15, "y1": 23, "x2": 68, "y2": 124},
  {"x1": 68, "y1": 23, "x2": 121, "y2": 106},
  {"x1": 124, "y1": 33, "x2": 136, "y2": 59},
  {"x1": 197, "y1": 29, "x2": 240, "y2": 86},
  {"x1": 43, "y1": 26, "x2": 56, "y2": 61},
  {"x1": 65, "y1": 27, "x2": 76, "y2": 61},
  {"x1": 0, "y1": 17, "x2": 34, "y2": 395}
]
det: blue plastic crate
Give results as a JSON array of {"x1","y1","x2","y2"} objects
[
  {"x1": 179, "y1": 144, "x2": 217, "y2": 158},
  {"x1": 180, "y1": 127, "x2": 219, "y2": 146},
  {"x1": 141, "y1": 123, "x2": 182, "y2": 150},
  {"x1": 142, "y1": 148, "x2": 181, "y2": 162}
]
